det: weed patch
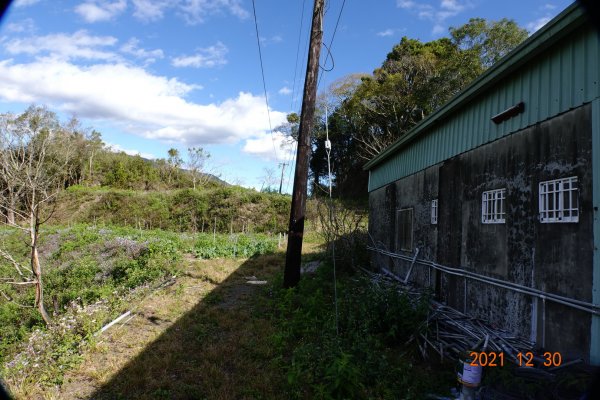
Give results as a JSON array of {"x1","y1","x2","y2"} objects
[
  {"x1": 268, "y1": 265, "x2": 454, "y2": 399},
  {"x1": 191, "y1": 233, "x2": 277, "y2": 259}
]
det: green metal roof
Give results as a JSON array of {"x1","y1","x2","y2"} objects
[{"x1": 364, "y1": 2, "x2": 592, "y2": 178}]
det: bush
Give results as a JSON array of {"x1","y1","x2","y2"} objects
[
  {"x1": 191, "y1": 233, "x2": 277, "y2": 259},
  {"x1": 269, "y1": 265, "x2": 448, "y2": 399},
  {"x1": 0, "y1": 225, "x2": 183, "y2": 372}
]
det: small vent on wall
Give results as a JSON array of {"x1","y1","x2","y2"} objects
[{"x1": 491, "y1": 101, "x2": 525, "y2": 124}]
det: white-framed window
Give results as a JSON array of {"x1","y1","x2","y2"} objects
[
  {"x1": 431, "y1": 199, "x2": 438, "y2": 225},
  {"x1": 482, "y1": 188, "x2": 506, "y2": 224},
  {"x1": 539, "y1": 176, "x2": 579, "y2": 223}
]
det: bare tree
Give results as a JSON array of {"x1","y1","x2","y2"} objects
[
  {"x1": 186, "y1": 146, "x2": 211, "y2": 190},
  {"x1": 0, "y1": 106, "x2": 74, "y2": 324},
  {"x1": 259, "y1": 167, "x2": 277, "y2": 192}
]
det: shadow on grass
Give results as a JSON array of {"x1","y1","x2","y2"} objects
[{"x1": 88, "y1": 252, "x2": 286, "y2": 400}]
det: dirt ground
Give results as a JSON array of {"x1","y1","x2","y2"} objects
[{"x1": 39, "y1": 252, "x2": 288, "y2": 400}]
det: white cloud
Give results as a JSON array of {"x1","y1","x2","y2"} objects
[
  {"x1": 440, "y1": 0, "x2": 465, "y2": 13},
  {"x1": 377, "y1": 29, "x2": 394, "y2": 37},
  {"x1": 526, "y1": 3, "x2": 557, "y2": 34},
  {"x1": 13, "y1": 0, "x2": 41, "y2": 7},
  {"x1": 0, "y1": 58, "x2": 286, "y2": 145},
  {"x1": 106, "y1": 142, "x2": 156, "y2": 159},
  {"x1": 75, "y1": 0, "x2": 127, "y2": 23},
  {"x1": 171, "y1": 42, "x2": 228, "y2": 68},
  {"x1": 243, "y1": 131, "x2": 295, "y2": 162},
  {"x1": 527, "y1": 16, "x2": 551, "y2": 33},
  {"x1": 396, "y1": 0, "x2": 471, "y2": 35},
  {"x1": 3, "y1": 18, "x2": 36, "y2": 33},
  {"x1": 120, "y1": 37, "x2": 164, "y2": 64},
  {"x1": 397, "y1": 0, "x2": 417, "y2": 9},
  {"x1": 432, "y1": 24, "x2": 445, "y2": 35},
  {"x1": 179, "y1": 0, "x2": 249, "y2": 24},
  {"x1": 3, "y1": 30, "x2": 118, "y2": 61},
  {"x1": 278, "y1": 86, "x2": 292, "y2": 95},
  {"x1": 132, "y1": 0, "x2": 171, "y2": 21},
  {"x1": 260, "y1": 35, "x2": 283, "y2": 46}
]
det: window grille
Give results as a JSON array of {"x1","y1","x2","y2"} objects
[
  {"x1": 539, "y1": 176, "x2": 579, "y2": 223},
  {"x1": 397, "y1": 208, "x2": 413, "y2": 251},
  {"x1": 431, "y1": 199, "x2": 438, "y2": 225},
  {"x1": 482, "y1": 188, "x2": 506, "y2": 224}
]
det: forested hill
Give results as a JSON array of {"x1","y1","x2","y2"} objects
[{"x1": 0, "y1": 106, "x2": 291, "y2": 234}]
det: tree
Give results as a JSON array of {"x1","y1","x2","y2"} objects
[
  {"x1": 186, "y1": 146, "x2": 211, "y2": 190},
  {"x1": 0, "y1": 106, "x2": 75, "y2": 324},
  {"x1": 85, "y1": 129, "x2": 103, "y2": 184},
  {"x1": 259, "y1": 167, "x2": 277, "y2": 192},
  {"x1": 450, "y1": 17, "x2": 528, "y2": 69},
  {"x1": 308, "y1": 18, "x2": 528, "y2": 198},
  {"x1": 166, "y1": 148, "x2": 182, "y2": 185}
]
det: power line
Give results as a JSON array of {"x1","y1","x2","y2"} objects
[
  {"x1": 290, "y1": 0, "x2": 308, "y2": 112},
  {"x1": 251, "y1": 0, "x2": 279, "y2": 162},
  {"x1": 284, "y1": 140, "x2": 298, "y2": 193},
  {"x1": 317, "y1": 0, "x2": 346, "y2": 91},
  {"x1": 293, "y1": 8, "x2": 313, "y2": 113}
]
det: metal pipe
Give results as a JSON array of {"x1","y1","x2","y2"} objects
[
  {"x1": 367, "y1": 246, "x2": 600, "y2": 316},
  {"x1": 542, "y1": 297, "x2": 546, "y2": 348},
  {"x1": 464, "y1": 276, "x2": 467, "y2": 314}
]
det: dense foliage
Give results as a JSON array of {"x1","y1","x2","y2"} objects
[
  {"x1": 54, "y1": 185, "x2": 290, "y2": 234},
  {"x1": 269, "y1": 265, "x2": 453, "y2": 399},
  {"x1": 308, "y1": 18, "x2": 528, "y2": 198}
]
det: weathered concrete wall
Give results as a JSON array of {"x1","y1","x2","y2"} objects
[
  {"x1": 368, "y1": 104, "x2": 593, "y2": 360},
  {"x1": 369, "y1": 166, "x2": 438, "y2": 287}
]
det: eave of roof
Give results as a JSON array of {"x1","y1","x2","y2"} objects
[{"x1": 363, "y1": 1, "x2": 587, "y2": 171}]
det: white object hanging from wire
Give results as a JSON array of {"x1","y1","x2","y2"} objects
[{"x1": 325, "y1": 105, "x2": 339, "y2": 335}]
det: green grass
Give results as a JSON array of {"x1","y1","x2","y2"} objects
[
  {"x1": 266, "y1": 264, "x2": 455, "y2": 399},
  {"x1": 0, "y1": 224, "x2": 279, "y2": 393},
  {"x1": 190, "y1": 233, "x2": 277, "y2": 259}
]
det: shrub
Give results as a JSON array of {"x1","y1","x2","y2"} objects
[{"x1": 191, "y1": 233, "x2": 277, "y2": 259}]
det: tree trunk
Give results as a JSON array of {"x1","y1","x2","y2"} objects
[
  {"x1": 6, "y1": 188, "x2": 15, "y2": 225},
  {"x1": 88, "y1": 151, "x2": 94, "y2": 184},
  {"x1": 30, "y1": 211, "x2": 51, "y2": 325}
]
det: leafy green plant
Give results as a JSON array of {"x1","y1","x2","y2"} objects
[
  {"x1": 268, "y1": 264, "x2": 449, "y2": 399},
  {"x1": 0, "y1": 224, "x2": 185, "y2": 387},
  {"x1": 191, "y1": 233, "x2": 276, "y2": 259}
]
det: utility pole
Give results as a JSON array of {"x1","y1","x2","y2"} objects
[
  {"x1": 278, "y1": 162, "x2": 288, "y2": 194},
  {"x1": 283, "y1": 0, "x2": 324, "y2": 288}
]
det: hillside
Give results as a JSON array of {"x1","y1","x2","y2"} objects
[{"x1": 51, "y1": 185, "x2": 291, "y2": 234}]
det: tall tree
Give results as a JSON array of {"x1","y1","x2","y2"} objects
[
  {"x1": 166, "y1": 148, "x2": 182, "y2": 185},
  {"x1": 186, "y1": 146, "x2": 210, "y2": 190},
  {"x1": 0, "y1": 106, "x2": 75, "y2": 324},
  {"x1": 450, "y1": 17, "x2": 528, "y2": 69},
  {"x1": 309, "y1": 18, "x2": 528, "y2": 197}
]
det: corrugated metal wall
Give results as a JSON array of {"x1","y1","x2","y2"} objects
[{"x1": 369, "y1": 26, "x2": 600, "y2": 192}]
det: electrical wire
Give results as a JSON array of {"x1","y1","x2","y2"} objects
[
  {"x1": 317, "y1": 0, "x2": 346, "y2": 91},
  {"x1": 320, "y1": 41, "x2": 334, "y2": 72},
  {"x1": 325, "y1": 106, "x2": 339, "y2": 336},
  {"x1": 290, "y1": 0, "x2": 308, "y2": 112},
  {"x1": 251, "y1": 0, "x2": 279, "y2": 162},
  {"x1": 284, "y1": 139, "x2": 297, "y2": 193},
  {"x1": 293, "y1": 15, "x2": 312, "y2": 112}
]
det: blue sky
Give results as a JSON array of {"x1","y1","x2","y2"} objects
[{"x1": 0, "y1": 0, "x2": 573, "y2": 191}]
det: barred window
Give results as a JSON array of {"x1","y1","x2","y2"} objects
[
  {"x1": 431, "y1": 199, "x2": 438, "y2": 225},
  {"x1": 539, "y1": 176, "x2": 579, "y2": 223},
  {"x1": 482, "y1": 188, "x2": 506, "y2": 224}
]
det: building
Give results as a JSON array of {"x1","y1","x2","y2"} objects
[{"x1": 364, "y1": 2, "x2": 600, "y2": 363}]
